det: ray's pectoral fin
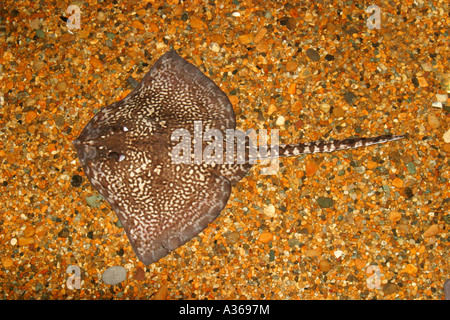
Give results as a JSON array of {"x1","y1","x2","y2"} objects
[{"x1": 108, "y1": 172, "x2": 232, "y2": 265}]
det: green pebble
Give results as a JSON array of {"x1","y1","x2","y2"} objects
[
  {"x1": 317, "y1": 196, "x2": 333, "y2": 208},
  {"x1": 35, "y1": 29, "x2": 45, "y2": 38},
  {"x1": 269, "y1": 250, "x2": 275, "y2": 261},
  {"x1": 85, "y1": 194, "x2": 103, "y2": 208},
  {"x1": 406, "y1": 162, "x2": 416, "y2": 174}
]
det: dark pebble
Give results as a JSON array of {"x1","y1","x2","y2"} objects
[
  {"x1": 325, "y1": 54, "x2": 335, "y2": 61},
  {"x1": 344, "y1": 91, "x2": 357, "y2": 104},
  {"x1": 306, "y1": 48, "x2": 320, "y2": 61},
  {"x1": 127, "y1": 76, "x2": 139, "y2": 89},
  {"x1": 35, "y1": 29, "x2": 45, "y2": 39},
  {"x1": 58, "y1": 228, "x2": 70, "y2": 238},
  {"x1": 317, "y1": 197, "x2": 333, "y2": 208},
  {"x1": 279, "y1": 17, "x2": 297, "y2": 30},
  {"x1": 71, "y1": 174, "x2": 83, "y2": 187},
  {"x1": 383, "y1": 282, "x2": 398, "y2": 294},
  {"x1": 55, "y1": 115, "x2": 65, "y2": 127}
]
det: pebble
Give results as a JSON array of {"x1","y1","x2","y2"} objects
[
  {"x1": 443, "y1": 144, "x2": 450, "y2": 153},
  {"x1": 319, "y1": 103, "x2": 331, "y2": 113},
  {"x1": 102, "y1": 266, "x2": 127, "y2": 285},
  {"x1": 55, "y1": 115, "x2": 65, "y2": 127},
  {"x1": 279, "y1": 17, "x2": 297, "y2": 30},
  {"x1": 367, "y1": 160, "x2": 378, "y2": 170},
  {"x1": 392, "y1": 177, "x2": 404, "y2": 188},
  {"x1": 151, "y1": 284, "x2": 168, "y2": 300},
  {"x1": 18, "y1": 237, "x2": 34, "y2": 246},
  {"x1": 444, "y1": 129, "x2": 450, "y2": 143},
  {"x1": 209, "y1": 42, "x2": 220, "y2": 53},
  {"x1": 96, "y1": 11, "x2": 106, "y2": 21},
  {"x1": 58, "y1": 228, "x2": 70, "y2": 238},
  {"x1": 417, "y1": 76, "x2": 428, "y2": 87},
  {"x1": 383, "y1": 283, "x2": 398, "y2": 295},
  {"x1": 405, "y1": 162, "x2": 416, "y2": 174},
  {"x1": 445, "y1": 280, "x2": 450, "y2": 300},
  {"x1": 134, "y1": 267, "x2": 145, "y2": 281},
  {"x1": 86, "y1": 194, "x2": 103, "y2": 208},
  {"x1": 285, "y1": 61, "x2": 298, "y2": 72},
  {"x1": 332, "y1": 106, "x2": 345, "y2": 118},
  {"x1": 305, "y1": 48, "x2": 320, "y2": 61},
  {"x1": 25, "y1": 110, "x2": 37, "y2": 124},
  {"x1": 435, "y1": 93, "x2": 448, "y2": 102},
  {"x1": 389, "y1": 211, "x2": 402, "y2": 222},
  {"x1": 33, "y1": 60, "x2": 46, "y2": 71},
  {"x1": 267, "y1": 104, "x2": 277, "y2": 115},
  {"x1": 1, "y1": 257, "x2": 13, "y2": 268},
  {"x1": 106, "y1": 32, "x2": 116, "y2": 40},
  {"x1": 397, "y1": 224, "x2": 410, "y2": 233},
  {"x1": 30, "y1": 18, "x2": 40, "y2": 30},
  {"x1": 35, "y1": 29, "x2": 45, "y2": 38},
  {"x1": 316, "y1": 196, "x2": 333, "y2": 208},
  {"x1": 89, "y1": 57, "x2": 103, "y2": 69},
  {"x1": 354, "y1": 258, "x2": 366, "y2": 270},
  {"x1": 305, "y1": 248, "x2": 322, "y2": 257},
  {"x1": 131, "y1": 20, "x2": 145, "y2": 31},
  {"x1": 343, "y1": 91, "x2": 356, "y2": 104},
  {"x1": 421, "y1": 62, "x2": 434, "y2": 72},
  {"x1": 305, "y1": 160, "x2": 319, "y2": 177},
  {"x1": 275, "y1": 115, "x2": 285, "y2": 126},
  {"x1": 431, "y1": 101, "x2": 442, "y2": 109},
  {"x1": 210, "y1": 34, "x2": 224, "y2": 45},
  {"x1": 258, "y1": 232, "x2": 273, "y2": 243},
  {"x1": 254, "y1": 27, "x2": 267, "y2": 44},
  {"x1": 423, "y1": 224, "x2": 440, "y2": 238},
  {"x1": 299, "y1": 68, "x2": 311, "y2": 79},
  {"x1": 264, "y1": 204, "x2": 276, "y2": 217},
  {"x1": 318, "y1": 260, "x2": 331, "y2": 272},
  {"x1": 256, "y1": 41, "x2": 269, "y2": 53},
  {"x1": 23, "y1": 225, "x2": 35, "y2": 238},
  {"x1": 56, "y1": 81, "x2": 67, "y2": 92},
  {"x1": 71, "y1": 174, "x2": 83, "y2": 187},
  {"x1": 238, "y1": 34, "x2": 254, "y2": 45},
  {"x1": 288, "y1": 83, "x2": 296, "y2": 94},
  {"x1": 333, "y1": 250, "x2": 344, "y2": 258},
  {"x1": 226, "y1": 231, "x2": 240, "y2": 245},
  {"x1": 427, "y1": 113, "x2": 441, "y2": 129},
  {"x1": 190, "y1": 17, "x2": 206, "y2": 30},
  {"x1": 324, "y1": 54, "x2": 335, "y2": 61},
  {"x1": 402, "y1": 264, "x2": 418, "y2": 275}
]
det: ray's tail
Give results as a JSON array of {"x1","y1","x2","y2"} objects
[{"x1": 256, "y1": 134, "x2": 405, "y2": 160}]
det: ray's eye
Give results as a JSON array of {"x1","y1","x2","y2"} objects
[
  {"x1": 108, "y1": 152, "x2": 120, "y2": 159},
  {"x1": 111, "y1": 125, "x2": 129, "y2": 133},
  {"x1": 108, "y1": 151, "x2": 120, "y2": 159},
  {"x1": 108, "y1": 152, "x2": 126, "y2": 162}
]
